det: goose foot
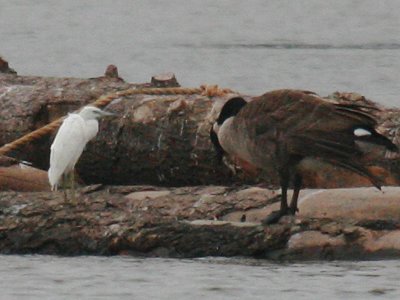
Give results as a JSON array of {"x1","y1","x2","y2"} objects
[{"x1": 261, "y1": 209, "x2": 288, "y2": 225}]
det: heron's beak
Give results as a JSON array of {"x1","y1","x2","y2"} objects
[{"x1": 101, "y1": 111, "x2": 117, "y2": 118}]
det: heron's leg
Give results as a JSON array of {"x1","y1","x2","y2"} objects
[
  {"x1": 61, "y1": 173, "x2": 68, "y2": 202},
  {"x1": 70, "y1": 170, "x2": 77, "y2": 206},
  {"x1": 289, "y1": 174, "x2": 302, "y2": 215}
]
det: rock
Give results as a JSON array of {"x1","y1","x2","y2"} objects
[
  {"x1": 286, "y1": 230, "x2": 346, "y2": 260},
  {"x1": 363, "y1": 230, "x2": 400, "y2": 253}
]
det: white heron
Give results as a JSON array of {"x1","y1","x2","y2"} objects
[{"x1": 48, "y1": 105, "x2": 115, "y2": 203}]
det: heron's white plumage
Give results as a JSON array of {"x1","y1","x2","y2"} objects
[
  {"x1": 48, "y1": 106, "x2": 112, "y2": 191},
  {"x1": 84, "y1": 119, "x2": 99, "y2": 141}
]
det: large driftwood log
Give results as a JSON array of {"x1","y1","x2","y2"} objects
[
  {"x1": 0, "y1": 185, "x2": 399, "y2": 259},
  {"x1": 1, "y1": 70, "x2": 400, "y2": 188}
]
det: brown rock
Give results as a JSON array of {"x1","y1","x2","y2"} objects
[
  {"x1": 363, "y1": 230, "x2": 400, "y2": 252},
  {"x1": 286, "y1": 230, "x2": 346, "y2": 259}
]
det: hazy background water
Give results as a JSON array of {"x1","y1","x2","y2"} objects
[
  {"x1": 1, "y1": 0, "x2": 400, "y2": 107},
  {"x1": 1, "y1": 1, "x2": 400, "y2": 299}
]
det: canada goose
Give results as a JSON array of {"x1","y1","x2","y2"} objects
[{"x1": 211, "y1": 89, "x2": 398, "y2": 224}]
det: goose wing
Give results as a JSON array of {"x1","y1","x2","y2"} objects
[{"x1": 240, "y1": 90, "x2": 392, "y2": 187}]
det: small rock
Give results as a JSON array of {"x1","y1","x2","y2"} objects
[
  {"x1": 287, "y1": 231, "x2": 345, "y2": 250},
  {"x1": 363, "y1": 230, "x2": 400, "y2": 252}
]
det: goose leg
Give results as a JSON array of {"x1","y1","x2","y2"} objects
[
  {"x1": 280, "y1": 176, "x2": 289, "y2": 213},
  {"x1": 289, "y1": 174, "x2": 302, "y2": 215},
  {"x1": 262, "y1": 169, "x2": 289, "y2": 225}
]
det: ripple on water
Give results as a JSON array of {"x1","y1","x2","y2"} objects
[{"x1": 1, "y1": 256, "x2": 400, "y2": 299}]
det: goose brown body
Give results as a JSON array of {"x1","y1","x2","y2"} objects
[{"x1": 212, "y1": 89, "x2": 397, "y2": 223}]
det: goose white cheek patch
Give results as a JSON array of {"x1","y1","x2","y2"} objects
[
  {"x1": 354, "y1": 128, "x2": 372, "y2": 137},
  {"x1": 213, "y1": 122, "x2": 220, "y2": 133}
]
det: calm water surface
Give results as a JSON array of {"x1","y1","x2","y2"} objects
[
  {"x1": 1, "y1": 0, "x2": 400, "y2": 106},
  {"x1": 1, "y1": 1, "x2": 400, "y2": 299},
  {"x1": 1, "y1": 255, "x2": 400, "y2": 300}
]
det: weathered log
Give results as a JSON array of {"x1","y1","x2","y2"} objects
[
  {"x1": 0, "y1": 185, "x2": 399, "y2": 259},
  {"x1": 1, "y1": 71, "x2": 400, "y2": 188}
]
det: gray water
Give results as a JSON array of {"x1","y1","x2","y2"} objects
[
  {"x1": 1, "y1": 1, "x2": 400, "y2": 299},
  {"x1": 1, "y1": 0, "x2": 400, "y2": 107},
  {"x1": 1, "y1": 255, "x2": 400, "y2": 300}
]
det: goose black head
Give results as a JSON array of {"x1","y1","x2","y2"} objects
[
  {"x1": 210, "y1": 97, "x2": 247, "y2": 162},
  {"x1": 216, "y1": 97, "x2": 248, "y2": 125}
]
